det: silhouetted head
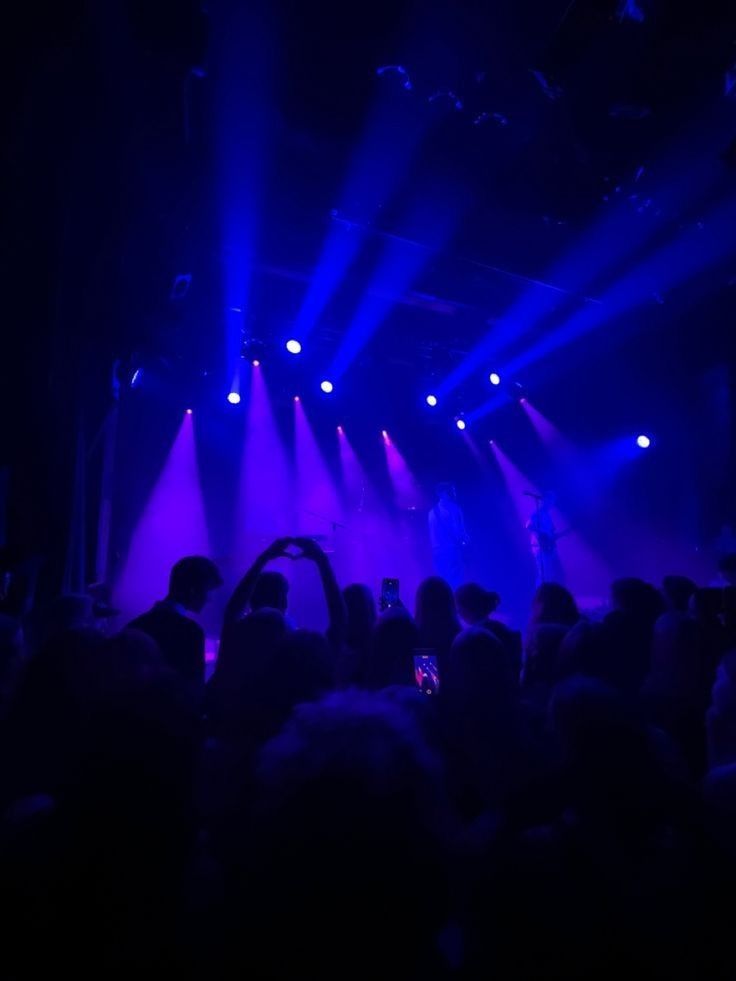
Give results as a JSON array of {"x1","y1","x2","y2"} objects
[
  {"x1": 557, "y1": 620, "x2": 610, "y2": 682},
  {"x1": 436, "y1": 482, "x2": 456, "y2": 504},
  {"x1": 647, "y1": 611, "x2": 702, "y2": 693},
  {"x1": 447, "y1": 626, "x2": 514, "y2": 700},
  {"x1": 455, "y1": 582, "x2": 500, "y2": 626},
  {"x1": 610, "y1": 577, "x2": 665, "y2": 624},
  {"x1": 718, "y1": 553, "x2": 736, "y2": 586},
  {"x1": 343, "y1": 583, "x2": 376, "y2": 643},
  {"x1": 368, "y1": 608, "x2": 419, "y2": 689},
  {"x1": 168, "y1": 556, "x2": 222, "y2": 613},
  {"x1": 252, "y1": 570, "x2": 289, "y2": 614},
  {"x1": 523, "y1": 622, "x2": 571, "y2": 690},
  {"x1": 416, "y1": 576, "x2": 457, "y2": 627},
  {"x1": 661, "y1": 575, "x2": 698, "y2": 613},
  {"x1": 530, "y1": 582, "x2": 579, "y2": 627}
]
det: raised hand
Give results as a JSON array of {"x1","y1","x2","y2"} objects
[
  {"x1": 290, "y1": 536, "x2": 325, "y2": 562},
  {"x1": 263, "y1": 537, "x2": 295, "y2": 561}
]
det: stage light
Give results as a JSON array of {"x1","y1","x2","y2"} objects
[
  {"x1": 456, "y1": 418, "x2": 466, "y2": 431},
  {"x1": 636, "y1": 434, "x2": 651, "y2": 449},
  {"x1": 293, "y1": 395, "x2": 300, "y2": 402},
  {"x1": 337, "y1": 425, "x2": 344, "y2": 434},
  {"x1": 320, "y1": 380, "x2": 334, "y2": 394},
  {"x1": 227, "y1": 391, "x2": 241, "y2": 405},
  {"x1": 381, "y1": 429, "x2": 389, "y2": 439},
  {"x1": 425, "y1": 394, "x2": 438, "y2": 407},
  {"x1": 489, "y1": 372, "x2": 501, "y2": 386},
  {"x1": 185, "y1": 408, "x2": 193, "y2": 415},
  {"x1": 286, "y1": 339, "x2": 302, "y2": 355},
  {"x1": 252, "y1": 359, "x2": 260, "y2": 367}
]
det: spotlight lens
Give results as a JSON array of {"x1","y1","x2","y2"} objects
[
  {"x1": 636, "y1": 434, "x2": 651, "y2": 449},
  {"x1": 426, "y1": 394, "x2": 438, "y2": 407},
  {"x1": 286, "y1": 339, "x2": 302, "y2": 355},
  {"x1": 456, "y1": 419, "x2": 466, "y2": 431},
  {"x1": 489, "y1": 372, "x2": 501, "y2": 386},
  {"x1": 293, "y1": 395, "x2": 300, "y2": 402},
  {"x1": 252, "y1": 359, "x2": 260, "y2": 367},
  {"x1": 381, "y1": 430, "x2": 389, "y2": 439},
  {"x1": 185, "y1": 408, "x2": 193, "y2": 415},
  {"x1": 320, "y1": 380, "x2": 334, "y2": 394},
  {"x1": 227, "y1": 391, "x2": 241, "y2": 405}
]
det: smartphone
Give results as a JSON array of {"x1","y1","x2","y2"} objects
[
  {"x1": 380, "y1": 577, "x2": 400, "y2": 611},
  {"x1": 413, "y1": 650, "x2": 440, "y2": 696}
]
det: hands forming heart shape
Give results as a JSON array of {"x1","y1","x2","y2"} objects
[{"x1": 267, "y1": 537, "x2": 322, "y2": 562}]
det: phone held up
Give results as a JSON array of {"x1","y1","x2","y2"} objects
[{"x1": 413, "y1": 650, "x2": 440, "y2": 696}]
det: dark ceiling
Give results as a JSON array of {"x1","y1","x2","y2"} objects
[{"x1": 3, "y1": 0, "x2": 736, "y2": 554}]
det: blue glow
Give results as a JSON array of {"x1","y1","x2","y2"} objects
[
  {"x1": 438, "y1": 123, "x2": 727, "y2": 402},
  {"x1": 320, "y1": 380, "x2": 334, "y2": 394},
  {"x1": 636, "y1": 434, "x2": 651, "y2": 449},
  {"x1": 456, "y1": 418, "x2": 466, "y2": 431},
  {"x1": 489, "y1": 372, "x2": 501, "y2": 386},
  {"x1": 131, "y1": 368, "x2": 142, "y2": 388},
  {"x1": 329, "y1": 197, "x2": 460, "y2": 380},
  {"x1": 213, "y1": 3, "x2": 271, "y2": 391},
  {"x1": 292, "y1": 94, "x2": 427, "y2": 343},
  {"x1": 286, "y1": 339, "x2": 302, "y2": 355},
  {"x1": 227, "y1": 391, "x2": 241, "y2": 405},
  {"x1": 425, "y1": 394, "x2": 438, "y2": 407}
]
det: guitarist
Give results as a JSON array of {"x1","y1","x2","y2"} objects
[{"x1": 526, "y1": 491, "x2": 564, "y2": 585}]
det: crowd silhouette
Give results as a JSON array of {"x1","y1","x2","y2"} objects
[{"x1": 1, "y1": 535, "x2": 736, "y2": 978}]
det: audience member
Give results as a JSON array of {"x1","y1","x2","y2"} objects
[
  {"x1": 128, "y1": 556, "x2": 222, "y2": 688},
  {"x1": 529, "y1": 581, "x2": 579, "y2": 628},
  {"x1": 415, "y1": 576, "x2": 460, "y2": 671},
  {"x1": 2, "y1": 528, "x2": 733, "y2": 977}
]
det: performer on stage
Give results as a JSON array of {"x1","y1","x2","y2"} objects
[
  {"x1": 429, "y1": 483, "x2": 468, "y2": 587},
  {"x1": 526, "y1": 491, "x2": 564, "y2": 585}
]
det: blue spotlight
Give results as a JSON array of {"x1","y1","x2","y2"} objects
[
  {"x1": 320, "y1": 379, "x2": 334, "y2": 394},
  {"x1": 227, "y1": 391, "x2": 241, "y2": 405},
  {"x1": 456, "y1": 418, "x2": 466, "y2": 431},
  {"x1": 426, "y1": 394, "x2": 438, "y2": 407},
  {"x1": 489, "y1": 371, "x2": 501, "y2": 386},
  {"x1": 636, "y1": 434, "x2": 651, "y2": 449},
  {"x1": 286, "y1": 339, "x2": 302, "y2": 355}
]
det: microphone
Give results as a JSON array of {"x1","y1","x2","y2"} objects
[{"x1": 523, "y1": 491, "x2": 543, "y2": 499}]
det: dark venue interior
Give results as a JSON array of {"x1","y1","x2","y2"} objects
[{"x1": 3, "y1": 0, "x2": 736, "y2": 977}]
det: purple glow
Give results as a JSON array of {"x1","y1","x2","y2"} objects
[
  {"x1": 521, "y1": 400, "x2": 576, "y2": 459},
  {"x1": 381, "y1": 429, "x2": 389, "y2": 440},
  {"x1": 114, "y1": 412, "x2": 211, "y2": 619},
  {"x1": 294, "y1": 396, "x2": 343, "y2": 535},
  {"x1": 252, "y1": 359, "x2": 260, "y2": 367},
  {"x1": 490, "y1": 441, "x2": 609, "y2": 601},
  {"x1": 293, "y1": 395, "x2": 300, "y2": 402},
  {"x1": 238, "y1": 364, "x2": 294, "y2": 548},
  {"x1": 382, "y1": 434, "x2": 425, "y2": 511}
]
